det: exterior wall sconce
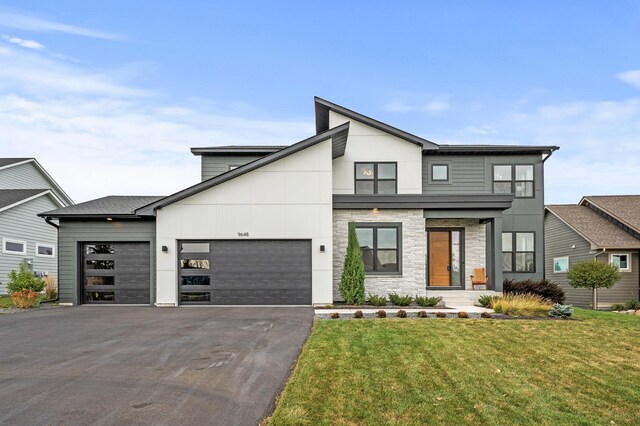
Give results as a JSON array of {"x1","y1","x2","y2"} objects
[
  {"x1": 162, "y1": 246, "x2": 169, "y2": 252},
  {"x1": 320, "y1": 245, "x2": 325, "y2": 252}
]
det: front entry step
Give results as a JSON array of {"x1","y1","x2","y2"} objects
[{"x1": 426, "y1": 290, "x2": 501, "y2": 306}]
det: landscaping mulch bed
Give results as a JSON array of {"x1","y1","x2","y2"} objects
[
  {"x1": 318, "y1": 303, "x2": 450, "y2": 310},
  {"x1": 316, "y1": 312, "x2": 571, "y2": 320}
]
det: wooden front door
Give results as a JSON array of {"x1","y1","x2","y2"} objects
[{"x1": 429, "y1": 231, "x2": 451, "y2": 286}]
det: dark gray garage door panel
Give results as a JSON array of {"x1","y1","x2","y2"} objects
[
  {"x1": 82, "y1": 242, "x2": 151, "y2": 304},
  {"x1": 179, "y1": 240, "x2": 312, "y2": 305}
]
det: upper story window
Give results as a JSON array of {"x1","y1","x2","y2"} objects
[
  {"x1": 431, "y1": 164, "x2": 449, "y2": 181},
  {"x1": 493, "y1": 165, "x2": 534, "y2": 198},
  {"x1": 355, "y1": 162, "x2": 397, "y2": 194},
  {"x1": 3, "y1": 238, "x2": 26, "y2": 255}
]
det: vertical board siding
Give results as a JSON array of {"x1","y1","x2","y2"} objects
[
  {"x1": 0, "y1": 195, "x2": 59, "y2": 294},
  {"x1": 201, "y1": 155, "x2": 264, "y2": 181},
  {"x1": 544, "y1": 213, "x2": 640, "y2": 307},
  {"x1": 0, "y1": 162, "x2": 68, "y2": 204},
  {"x1": 58, "y1": 220, "x2": 156, "y2": 304}
]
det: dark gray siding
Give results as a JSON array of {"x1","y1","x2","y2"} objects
[
  {"x1": 201, "y1": 155, "x2": 263, "y2": 181},
  {"x1": 544, "y1": 212, "x2": 639, "y2": 308},
  {"x1": 0, "y1": 195, "x2": 60, "y2": 294},
  {"x1": 58, "y1": 219, "x2": 156, "y2": 304},
  {"x1": 0, "y1": 162, "x2": 69, "y2": 204},
  {"x1": 423, "y1": 153, "x2": 546, "y2": 281}
]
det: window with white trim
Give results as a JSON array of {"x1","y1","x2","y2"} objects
[
  {"x1": 553, "y1": 257, "x2": 569, "y2": 273},
  {"x1": 610, "y1": 253, "x2": 631, "y2": 272},
  {"x1": 36, "y1": 243, "x2": 55, "y2": 258},
  {"x1": 3, "y1": 238, "x2": 26, "y2": 255}
]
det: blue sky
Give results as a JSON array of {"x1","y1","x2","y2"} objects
[{"x1": 1, "y1": 1, "x2": 640, "y2": 202}]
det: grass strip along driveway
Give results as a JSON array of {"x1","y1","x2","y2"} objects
[{"x1": 268, "y1": 309, "x2": 639, "y2": 425}]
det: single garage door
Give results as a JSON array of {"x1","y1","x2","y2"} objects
[
  {"x1": 82, "y1": 242, "x2": 151, "y2": 304},
  {"x1": 179, "y1": 240, "x2": 312, "y2": 305}
]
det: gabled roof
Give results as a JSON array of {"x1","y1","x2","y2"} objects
[
  {"x1": 39, "y1": 195, "x2": 164, "y2": 219},
  {"x1": 434, "y1": 144, "x2": 559, "y2": 155},
  {"x1": 191, "y1": 146, "x2": 288, "y2": 156},
  {"x1": 136, "y1": 122, "x2": 351, "y2": 216},
  {"x1": 580, "y1": 195, "x2": 640, "y2": 234},
  {"x1": 545, "y1": 204, "x2": 640, "y2": 249},
  {"x1": 0, "y1": 158, "x2": 32, "y2": 168},
  {"x1": 0, "y1": 158, "x2": 74, "y2": 205},
  {"x1": 0, "y1": 189, "x2": 65, "y2": 213},
  {"x1": 314, "y1": 97, "x2": 439, "y2": 150}
]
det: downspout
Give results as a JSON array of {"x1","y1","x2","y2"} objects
[{"x1": 42, "y1": 217, "x2": 60, "y2": 303}]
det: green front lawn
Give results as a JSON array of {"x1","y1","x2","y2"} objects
[
  {"x1": 0, "y1": 295, "x2": 12, "y2": 308},
  {"x1": 268, "y1": 309, "x2": 640, "y2": 425}
]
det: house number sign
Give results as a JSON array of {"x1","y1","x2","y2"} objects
[{"x1": 237, "y1": 232, "x2": 249, "y2": 237}]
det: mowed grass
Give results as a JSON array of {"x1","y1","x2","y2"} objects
[{"x1": 268, "y1": 309, "x2": 640, "y2": 425}]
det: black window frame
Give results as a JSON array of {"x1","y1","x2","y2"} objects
[
  {"x1": 502, "y1": 232, "x2": 536, "y2": 273},
  {"x1": 493, "y1": 164, "x2": 535, "y2": 198},
  {"x1": 431, "y1": 164, "x2": 449, "y2": 182},
  {"x1": 355, "y1": 223, "x2": 402, "y2": 275},
  {"x1": 354, "y1": 162, "x2": 397, "y2": 195}
]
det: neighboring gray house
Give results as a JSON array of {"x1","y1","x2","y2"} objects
[
  {"x1": 40, "y1": 97, "x2": 558, "y2": 307},
  {"x1": 545, "y1": 196, "x2": 640, "y2": 308},
  {"x1": 0, "y1": 158, "x2": 73, "y2": 294}
]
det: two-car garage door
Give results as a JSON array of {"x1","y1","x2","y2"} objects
[{"x1": 179, "y1": 240, "x2": 312, "y2": 305}]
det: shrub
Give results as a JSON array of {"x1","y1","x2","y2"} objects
[
  {"x1": 492, "y1": 293, "x2": 552, "y2": 317},
  {"x1": 353, "y1": 310, "x2": 364, "y2": 319},
  {"x1": 457, "y1": 311, "x2": 469, "y2": 318},
  {"x1": 376, "y1": 310, "x2": 387, "y2": 318},
  {"x1": 44, "y1": 276, "x2": 57, "y2": 300},
  {"x1": 480, "y1": 311, "x2": 493, "y2": 319},
  {"x1": 503, "y1": 278, "x2": 566, "y2": 304},
  {"x1": 417, "y1": 310, "x2": 428, "y2": 318},
  {"x1": 10, "y1": 290, "x2": 40, "y2": 309},
  {"x1": 415, "y1": 295, "x2": 442, "y2": 307},
  {"x1": 623, "y1": 300, "x2": 640, "y2": 310},
  {"x1": 567, "y1": 260, "x2": 621, "y2": 309},
  {"x1": 478, "y1": 294, "x2": 499, "y2": 308},
  {"x1": 6, "y1": 264, "x2": 45, "y2": 294},
  {"x1": 329, "y1": 313, "x2": 340, "y2": 319},
  {"x1": 396, "y1": 310, "x2": 407, "y2": 318},
  {"x1": 549, "y1": 304, "x2": 573, "y2": 319},
  {"x1": 339, "y1": 223, "x2": 366, "y2": 305},
  {"x1": 610, "y1": 303, "x2": 625, "y2": 311},
  {"x1": 388, "y1": 293, "x2": 413, "y2": 306},
  {"x1": 367, "y1": 294, "x2": 387, "y2": 307},
  {"x1": 435, "y1": 312, "x2": 447, "y2": 318}
]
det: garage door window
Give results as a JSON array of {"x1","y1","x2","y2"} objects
[
  {"x1": 86, "y1": 260, "x2": 114, "y2": 269},
  {"x1": 181, "y1": 242, "x2": 210, "y2": 253},
  {"x1": 181, "y1": 292, "x2": 210, "y2": 302},
  {"x1": 181, "y1": 276, "x2": 210, "y2": 286},
  {"x1": 86, "y1": 291, "x2": 115, "y2": 302},
  {"x1": 180, "y1": 259, "x2": 210, "y2": 269},
  {"x1": 85, "y1": 276, "x2": 115, "y2": 286},
  {"x1": 85, "y1": 244, "x2": 115, "y2": 254}
]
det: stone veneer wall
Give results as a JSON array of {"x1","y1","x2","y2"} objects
[
  {"x1": 425, "y1": 219, "x2": 486, "y2": 289},
  {"x1": 333, "y1": 209, "x2": 426, "y2": 300}
]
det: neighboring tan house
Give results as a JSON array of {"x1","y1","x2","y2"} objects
[
  {"x1": 545, "y1": 195, "x2": 640, "y2": 308},
  {"x1": 0, "y1": 158, "x2": 73, "y2": 294},
  {"x1": 40, "y1": 97, "x2": 558, "y2": 307}
]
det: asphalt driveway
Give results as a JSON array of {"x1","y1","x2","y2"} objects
[{"x1": 0, "y1": 306, "x2": 314, "y2": 426}]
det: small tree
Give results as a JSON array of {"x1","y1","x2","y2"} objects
[
  {"x1": 339, "y1": 222, "x2": 365, "y2": 305},
  {"x1": 567, "y1": 260, "x2": 621, "y2": 309},
  {"x1": 6, "y1": 263, "x2": 45, "y2": 294}
]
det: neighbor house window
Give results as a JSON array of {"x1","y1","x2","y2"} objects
[
  {"x1": 355, "y1": 223, "x2": 401, "y2": 273},
  {"x1": 354, "y1": 162, "x2": 397, "y2": 194},
  {"x1": 554, "y1": 257, "x2": 569, "y2": 273},
  {"x1": 502, "y1": 232, "x2": 535, "y2": 272},
  {"x1": 431, "y1": 164, "x2": 449, "y2": 181},
  {"x1": 610, "y1": 253, "x2": 631, "y2": 272},
  {"x1": 36, "y1": 243, "x2": 55, "y2": 258},
  {"x1": 493, "y1": 165, "x2": 534, "y2": 197},
  {"x1": 3, "y1": 238, "x2": 26, "y2": 255}
]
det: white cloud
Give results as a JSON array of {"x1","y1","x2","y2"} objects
[
  {"x1": 0, "y1": 11, "x2": 120, "y2": 40},
  {"x1": 1, "y1": 34, "x2": 44, "y2": 49},
  {"x1": 616, "y1": 70, "x2": 640, "y2": 89}
]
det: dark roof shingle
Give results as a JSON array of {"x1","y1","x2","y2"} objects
[
  {"x1": 582, "y1": 195, "x2": 640, "y2": 233},
  {"x1": 546, "y1": 204, "x2": 640, "y2": 249},
  {"x1": 40, "y1": 195, "x2": 164, "y2": 217},
  {"x1": 0, "y1": 189, "x2": 49, "y2": 209}
]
